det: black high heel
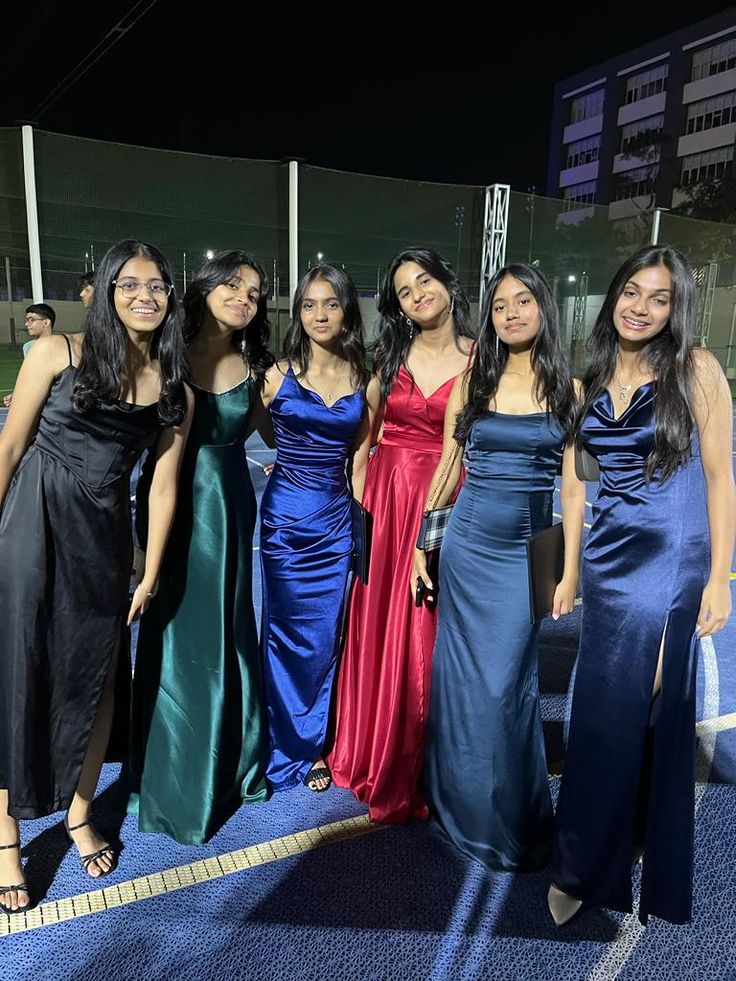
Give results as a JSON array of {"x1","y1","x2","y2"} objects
[
  {"x1": 64, "y1": 818, "x2": 118, "y2": 878},
  {"x1": 0, "y1": 842, "x2": 30, "y2": 915}
]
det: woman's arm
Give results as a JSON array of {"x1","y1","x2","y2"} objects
[
  {"x1": 0, "y1": 336, "x2": 68, "y2": 507},
  {"x1": 349, "y1": 376, "x2": 382, "y2": 503},
  {"x1": 246, "y1": 392, "x2": 276, "y2": 448},
  {"x1": 552, "y1": 441, "x2": 586, "y2": 619},
  {"x1": 260, "y1": 361, "x2": 288, "y2": 410},
  {"x1": 691, "y1": 350, "x2": 736, "y2": 638},
  {"x1": 410, "y1": 373, "x2": 467, "y2": 600},
  {"x1": 127, "y1": 386, "x2": 194, "y2": 624}
]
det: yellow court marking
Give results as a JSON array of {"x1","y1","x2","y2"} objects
[
  {"x1": 697, "y1": 712, "x2": 736, "y2": 736},
  {"x1": 1, "y1": 814, "x2": 380, "y2": 937}
]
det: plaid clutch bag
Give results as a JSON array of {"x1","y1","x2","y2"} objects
[{"x1": 416, "y1": 504, "x2": 454, "y2": 552}]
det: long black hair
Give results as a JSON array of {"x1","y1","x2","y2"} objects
[
  {"x1": 72, "y1": 239, "x2": 187, "y2": 426},
  {"x1": 183, "y1": 250, "x2": 274, "y2": 384},
  {"x1": 455, "y1": 264, "x2": 576, "y2": 441},
  {"x1": 578, "y1": 245, "x2": 696, "y2": 480},
  {"x1": 283, "y1": 264, "x2": 369, "y2": 391},
  {"x1": 373, "y1": 247, "x2": 474, "y2": 400}
]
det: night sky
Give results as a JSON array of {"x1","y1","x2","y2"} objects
[{"x1": 4, "y1": 2, "x2": 735, "y2": 191}]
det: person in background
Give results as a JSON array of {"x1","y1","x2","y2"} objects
[
  {"x1": 80, "y1": 272, "x2": 95, "y2": 311},
  {"x1": 3, "y1": 304, "x2": 57, "y2": 408}
]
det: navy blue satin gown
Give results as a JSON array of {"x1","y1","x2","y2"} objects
[
  {"x1": 260, "y1": 366, "x2": 364, "y2": 790},
  {"x1": 425, "y1": 411, "x2": 565, "y2": 871},
  {"x1": 552, "y1": 383, "x2": 709, "y2": 924}
]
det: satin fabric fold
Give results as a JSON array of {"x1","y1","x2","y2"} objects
[
  {"x1": 260, "y1": 367, "x2": 364, "y2": 790},
  {"x1": 0, "y1": 365, "x2": 161, "y2": 819},
  {"x1": 426, "y1": 411, "x2": 564, "y2": 871},
  {"x1": 129, "y1": 379, "x2": 268, "y2": 844},
  {"x1": 329, "y1": 366, "x2": 460, "y2": 823},
  {"x1": 552, "y1": 383, "x2": 709, "y2": 924}
]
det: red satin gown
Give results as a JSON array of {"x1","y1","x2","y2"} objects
[{"x1": 329, "y1": 365, "x2": 459, "y2": 823}]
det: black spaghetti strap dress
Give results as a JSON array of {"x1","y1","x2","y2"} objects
[{"x1": 0, "y1": 337, "x2": 162, "y2": 819}]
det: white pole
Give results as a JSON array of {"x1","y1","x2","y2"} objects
[
  {"x1": 650, "y1": 207, "x2": 667, "y2": 246},
  {"x1": 21, "y1": 125, "x2": 43, "y2": 302},
  {"x1": 289, "y1": 160, "x2": 299, "y2": 308}
]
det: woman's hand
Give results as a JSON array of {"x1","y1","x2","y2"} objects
[
  {"x1": 552, "y1": 576, "x2": 577, "y2": 621},
  {"x1": 411, "y1": 547, "x2": 434, "y2": 604},
  {"x1": 696, "y1": 579, "x2": 732, "y2": 638},
  {"x1": 127, "y1": 582, "x2": 156, "y2": 625}
]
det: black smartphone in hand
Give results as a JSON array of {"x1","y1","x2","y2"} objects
[{"x1": 415, "y1": 577, "x2": 427, "y2": 608}]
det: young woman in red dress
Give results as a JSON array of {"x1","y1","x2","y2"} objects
[{"x1": 329, "y1": 248, "x2": 474, "y2": 823}]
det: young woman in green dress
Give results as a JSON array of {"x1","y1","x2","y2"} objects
[{"x1": 129, "y1": 250, "x2": 275, "y2": 844}]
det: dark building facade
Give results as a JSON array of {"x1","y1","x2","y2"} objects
[{"x1": 547, "y1": 10, "x2": 736, "y2": 223}]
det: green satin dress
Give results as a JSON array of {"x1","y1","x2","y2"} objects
[{"x1": 128, "y1": 377, "x2": 268, "y2": 844}]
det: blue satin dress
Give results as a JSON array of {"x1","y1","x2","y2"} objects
[
  {"x1": 260, "y1": 366, "x2": 364, "y2": 790},
  {"x1": 552, "y1": 383, "x2": 709, "y2": 924},
  {"x1": 425, "y1": 411, "x2": 565, "y2": 871}
]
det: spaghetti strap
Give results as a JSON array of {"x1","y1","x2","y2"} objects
[{"x1": 62, "y1": 333, "x2": 73, "y2": 367}]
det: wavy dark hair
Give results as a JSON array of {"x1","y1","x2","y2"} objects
[
  {"x1": 183, "y1": 250, "x2": 274, "y2": 384},
  {"x1": 283, "y1": 264, "x2": 369, "y2": 391},
  {"x1": 578, "y1": 245, "x2": 696, "y2": 480},
  {"x1": 72, "y1": 239, "x2": 187, "y2": 425},
  {"x1": 455, "y1": 264, "x2": 576, "y2": 441},
  {"x1": 373, "y1": 247, "x2": 474, "y2": 400}
]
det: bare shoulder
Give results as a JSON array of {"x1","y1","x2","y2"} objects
[
  {"x1": 65, "y1": 332, "x2": 85, "y2": 362},
  {"x1": 691, "y1": 349, "x2": 730, "y2": 410},
  {"x1": 692, "y1": 348, "x2": 726, "y2": 388},
  {"x1": 365, "y1": 374, "x2": 382, "y2": 404},
  {"x1": 25, "y1": 333, "x2": 73, "y2": 375}
]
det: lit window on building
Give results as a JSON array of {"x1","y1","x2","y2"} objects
[
  {"x1": 569, "y1": 90, "x2": 604, "y2": 125},
  {"x1": 565, "y1": 136, "x2": 601, "y2": 169},
  {"x1": 691, "y1": 38, "x2": 736, "y2": 81},
  {"x1": 620, "y1": 114, "x2": 665, "y2": 152},
  {"x1": 686, "y1": 90, "x2": 736, "y2": 133},
  {"x1": 680, "y1": 145, "x2": 734, "y2": 185},
  {"x1": 612, "y1": 166, "x2": 659, "y2": 200},
  {"x1": 624, "y1": 64, "x2": 668, "y2": 104},
  {"x1": 562, "y1": 180, "x2": 597, "y2": 211}
]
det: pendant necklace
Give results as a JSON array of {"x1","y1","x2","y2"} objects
[{"x1": 305, "y1": 360, "x2": 347, "y2": 405}]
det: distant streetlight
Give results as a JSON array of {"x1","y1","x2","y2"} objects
[
  {"x1": 453, "y1": 205, "x2": 465, "y2": 273},
  {"x1": 205, "y1": 250, "x2": 214, "y2": 260},
  {"x1": 317, "y1": 252, "x2": 324, "y2": 262},
  {"x1": 568, "y1": 275, "x2": 576, "y2": 283}
]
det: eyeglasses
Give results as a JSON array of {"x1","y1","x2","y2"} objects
[
  {"x1": 24, "y1": 316, "x2": 46, "y2": 324},
  {"x1": 112, "y1": 279, "x2": 173, "y2": 299}
]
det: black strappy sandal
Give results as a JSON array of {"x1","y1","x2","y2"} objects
[
  {"x1": 305, "y1": 765, "x2": 332, "y2": 793},
  {"x1": 0, "y1": 842, "x2": 30, "y2": 915},
  {"x1": 64, "y1": 819, "x2": 119, "y2": 878}
]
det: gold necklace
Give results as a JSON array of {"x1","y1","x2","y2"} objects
[{"x1": 304, "y1": 360, "x2": 347, "y2": 405}]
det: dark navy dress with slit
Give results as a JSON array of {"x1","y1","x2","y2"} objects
[
  {"x1": 552, "y1": 382, "x2": 709, "y2": 924},
  {"x1": 0, "y1": 343, "x2": 161, "y2": 818}
]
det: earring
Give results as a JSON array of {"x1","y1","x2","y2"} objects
[
  {"x1": 494, "y1": 333, "x2": 500, "y2": 356},
  {"x1": 404, "y1": 314, "x2": 416, "y2": 339},
  {"x1": 449, "y1": 295, "x2": 456, "y2": 315},
  {"x1": 241, "y1": 334, "x2": 248, "y2": 355}
]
